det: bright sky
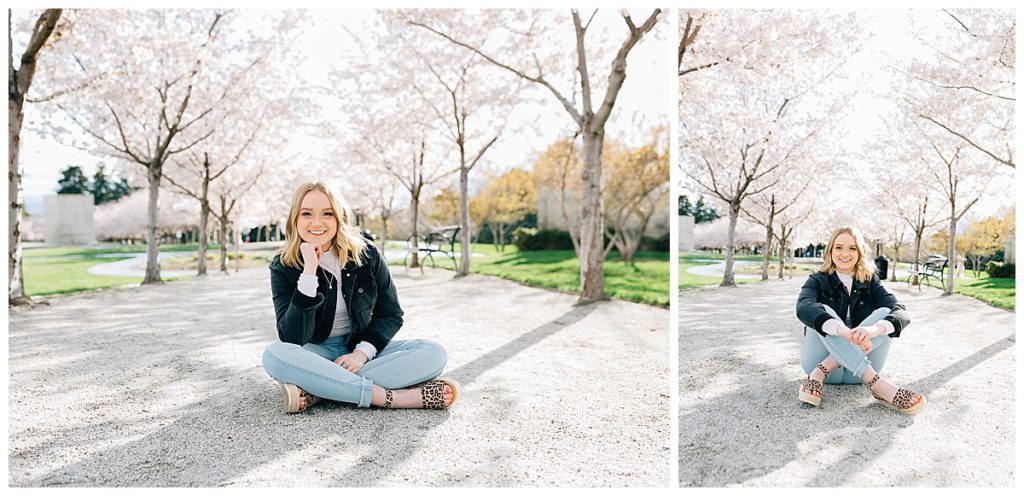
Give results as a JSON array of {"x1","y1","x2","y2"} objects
[
  {"x1": 12, "y1": 8, "x2": 670, "y2": 212},
  {"x1": 680, "y1": 8, "x2": 1015, "y2": 225}
]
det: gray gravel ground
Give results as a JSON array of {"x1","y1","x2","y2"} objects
[
  {"x1": 9, "y1": 267, "x2": 669, "y2": 487},
  {"x1": 679, "y1": 278, "x2": 1015, "y2": 487}
]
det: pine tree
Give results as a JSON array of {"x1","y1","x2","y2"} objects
[{"x1": 56, "y1": 165, "x2": 89, "y2": 194}]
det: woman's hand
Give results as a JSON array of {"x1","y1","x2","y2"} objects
[
  {"x1": 335, "y1": 350, "x2": 369, "y2": 373},
  {"x1": 849, "y1": 327, "x2": 874, "y2": 354},
  {"x1": 300, "y1": 242, "x2": 323, "y2": 275}
]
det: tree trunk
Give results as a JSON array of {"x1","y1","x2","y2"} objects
[
  {"x1": 578, "y1": 130, "x2": 605, "y2": 302},
  {"x1": 8, "y1": 76, "x2": 28, "y2": 305},
  {"x1": 144, "y1": 167, "x2": 163, "y2": 284},
  {"x1": 458, "y1": 167, "x2": 470, "y2": 276},
  {"x1": 409, "y1": 191, "x2": 420, "y2": 268},
  {"x1": 945, "y1": 214, "x2": 957, "y2": 295},
  {"x1": 9, "y1": 9, "x2": 62, "y2": 306},
  {"x1": 235, "y1": 226, "x2": 241, "y2": 273},
  {"x1": 219, "y1": 218, "x2": 229, "y2": 273},
  {"x1": 777, "y1": 236, "x2": 787, "y2": 280},
  {"x1": 721, "y1": 200, "x2": 740, "y2": 287},
  {"x1": 197, "y1": 200, "x2": 209, "y2": 276},
  {"x1": 911, "y1": 229, "x2": 924, "y2": 286}
]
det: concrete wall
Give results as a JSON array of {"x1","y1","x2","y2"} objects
[
  {"x1": 1006, "y1": 235, "x2": 1015, "y2": 264},
  {"x1": 678, "y1": 215, "x2": 694, "y2": 252},
  {"x1": 44, "y1": 194, "x2": 95, "y2": 245}
]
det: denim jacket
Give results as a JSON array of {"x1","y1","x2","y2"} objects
[
  {"x1": 269, "y1": 242, "x2": 403, "y2": 351},
  {"x1": 796, "y1": 271, "x2": 910, "y2": 338}
]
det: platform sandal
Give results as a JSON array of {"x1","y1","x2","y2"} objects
[
  {"x1": 863, "y1": 374, "x2": 926, "y2": 414},
  {"x1": 799, "y1": 363, "x2": 831, "y2": 407},
  {"x1": 280, "y1": 382, "x2": 321, "y2": 414}
]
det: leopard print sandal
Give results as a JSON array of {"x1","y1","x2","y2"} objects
[
  {"x1": 280, "y1": 382, "x2": 321, "y2": 414},
  {"x1": 799, "y1": 363, "x2": 831, "y2": 407},
  {"x1": 864, "y1": 375, "x2": 926, "y2": 414},
  {"x1": 382, "y1": 377, "x2": 460, "y2": 410}
]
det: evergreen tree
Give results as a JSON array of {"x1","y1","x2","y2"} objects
[
  {"x1": 56, "y1": 165, "x2": 89, "y2": 194},
  {"x1": 91, "y1": 164, "x2": 116, "y2": 204},
  {"x1": 694, "y1": 196, "x2": 720, "y2": 223},
  {"x1": 678, "y1": 194, "x2": 693, "y2": 216}
]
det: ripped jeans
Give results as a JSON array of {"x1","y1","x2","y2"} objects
[{"x1": 799, "y1": 306, "x2": 893, "y2": 384}]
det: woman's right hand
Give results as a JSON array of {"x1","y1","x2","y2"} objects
[{"x1": 299, "y1": 242, "x2": 323, "y2": 275}]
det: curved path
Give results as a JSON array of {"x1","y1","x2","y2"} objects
[{"x1": 685, "y1": 260, "x2": 761, "y2": 279}]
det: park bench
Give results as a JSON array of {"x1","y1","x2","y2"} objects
[
  {"x1": 908, "y1": 255, "x2": 948, "y2": 289},
  {"x1": 403, "y1": 225, "x2": 460, "y2": 273}
]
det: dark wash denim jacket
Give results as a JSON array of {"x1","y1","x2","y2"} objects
[
  {"x1": 269, "y1": 242, "x2": 403, "y2": 352},
  {"x1": 796, "y1": 271, "x2": 910, "y2": 338}
]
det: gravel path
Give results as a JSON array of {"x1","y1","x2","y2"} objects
[
  {"x1": 679, "y1": 278, "x2": 1015, "y2": 487},
  {"x1": 9, "y1": 266, "x2": 668, "y2": 487}
]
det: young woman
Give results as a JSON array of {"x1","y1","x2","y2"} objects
[
  {"x1": 261, "y1": 181, "x2": 459, "y2": 413},
  {"x1": 796, "y1": 226, "x2": 926, "y2": 414}
]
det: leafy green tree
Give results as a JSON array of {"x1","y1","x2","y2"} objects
[
  {"x1": 56, "y1": 165, "x2": 89, "y2": 194},
  {"x1": 694, "y1": 196, "x2": 719, "y2": 223}
]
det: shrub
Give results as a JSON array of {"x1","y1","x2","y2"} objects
[
  {"x1": 639, "y1": 233, "x2": 671, "y2": 252},
  {"x1": 513, "y1": 228, "x2": 575, "y2": 251},
  {"x1": 986, "y1": 261, "x2": 1016, "y2": 278}
]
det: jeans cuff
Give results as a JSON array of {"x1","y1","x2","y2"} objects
[{"x1": 357, "y1": 377, "x2": 373, "y2": 408}]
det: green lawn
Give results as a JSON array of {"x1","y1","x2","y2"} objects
[
  {"x1": 679, "y1": 253, "x2": 774, "y2": 289},
  {"x1": 915, "y1": 272, "x2": 1015, "y2": 311},
  {"x1": 394, "y1": 243, "x2": 669, "y2": 307},
  {"x1": 21, "y1": 244, "x2": 211, "y2": 296}
]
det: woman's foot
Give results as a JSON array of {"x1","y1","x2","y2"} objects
[
  {"x1": 280, "y1": 382, "x2": 321, "y2": 414},
  {"x1": 863, "y1": 373, "x2": 926, "y2": 414},
  {"x1": 799, "y1": 357, "x2": 837, "y2": 407},
  {"x1": 378, "y1": 378, "x2": 459, "y2": 409}
]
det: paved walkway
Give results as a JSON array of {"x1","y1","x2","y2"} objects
[
  {"x1": 685, "y1": 260, "x2": 760, "y2": 279},
  {"x1": 9, "y1": 267, "x2": 669, "y2": 487},
  {"x1": 679, "y1": 278, "x2": 1015, "y2": 487}
]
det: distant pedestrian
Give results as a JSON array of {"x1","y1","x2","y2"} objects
[
  {"x1": 795, "y1": 226, "x2": 925, "y2": 414},
  {"x1": 261, "y1": 181, "x2": 459, "y2": 413}
]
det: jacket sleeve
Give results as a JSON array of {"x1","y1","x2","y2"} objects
[
  {"x1": 796, "y1": 274, "x2": 834, "y2": 336},
  {"x1": 269, "y1": 263, "x2": 324, "y2": 345},
  {"x1": 359, "y1": 246, "x2": 404, "y2": 352},
  {"x1": 871, "y1": 276, "x2": 910, "y2": 338}
]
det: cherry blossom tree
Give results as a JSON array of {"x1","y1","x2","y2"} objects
[
  {"x1": 8, "y1": 8, "x2": 61, "y2": 306},
  {"x1": 33, "y1": 10, "x2": 275, "y2": 284},
  {"x1": 904, "y1": 9, "x2": 1014, "y2": 168},
  {"x1": 409, "y1": 8, "x2": 662, "y2": 303},
  {"x1": 679, "y1": 9, "x2": 861, "y2": 286}
]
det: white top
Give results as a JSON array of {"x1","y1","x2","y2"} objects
[
  {"x1": 821, "y1": 271, "x2": 894, "y2": 337},
  {"x1": 296, "y1": 250, "x2": 378, "y2": 360}
]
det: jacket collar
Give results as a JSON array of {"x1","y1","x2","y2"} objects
[{"x1": 826, "y1": 270, "x2": 870, "y2": 292}]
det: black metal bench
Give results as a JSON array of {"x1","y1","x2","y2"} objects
[
  {"x1": 908, "y1": 255, "x2": 948, "y2": 289},
  {"x1": 403, "y1": 225, "x2": 460, "y2": 272}
]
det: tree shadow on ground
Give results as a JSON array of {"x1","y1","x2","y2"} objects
[{"x1": 679, "y1": 279, "x2": 1015, "y2": 487}]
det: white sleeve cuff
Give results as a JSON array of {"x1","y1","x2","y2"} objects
[
  {"x1": 297, "y1": 273, "x2": 319, "y2": 297},
  {"x1": 355, "y1": 341, "x2": 378, "y2": 361},
  {"x1": 822, "y1": 319, "x2": 841, "y2": 336},
  {"x1": 875, "y1": 319, "x2": 895, "y2": 337}
]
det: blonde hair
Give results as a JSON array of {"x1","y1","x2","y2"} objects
[
  {"x1": 818, "y1": 225, "x2": 876, "y2": 283},
  {"x1": 276, "y1": 181, "x2": 367, "y2": 270}
]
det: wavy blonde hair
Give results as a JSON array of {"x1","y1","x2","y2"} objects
[
  {"x1": 818, "y1": 225, "x2": 876, "y2": 283},
  {"x1": 276, "y1": 181, "x2": 367, "y2": 270}
]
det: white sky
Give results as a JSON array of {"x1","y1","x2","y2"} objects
[
  {"x1": 11, "y1": 8, "x2": 669, "y2": 211},
  {"x1": 679, "y1": 8, "x2": 1016, "y2": 224}
]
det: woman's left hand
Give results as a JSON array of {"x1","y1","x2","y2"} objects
[{"x1": 335, "y1": 350, "x2": 369, "y2": 373}]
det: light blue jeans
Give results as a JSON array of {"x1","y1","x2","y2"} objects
[
  {"x1": 800, "y1": 307, "x2": 893, "y2": 384},
  {"x1": 262, "y1": 335, "x2": 448, "y2": 408}
]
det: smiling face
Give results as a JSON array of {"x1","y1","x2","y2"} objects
[
  {"x1": 830, "y1": 232, "x2": 859, "y2": 275},
  {"x1": 295, "y1": 190, "x2": 338, "y2": 251}
]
